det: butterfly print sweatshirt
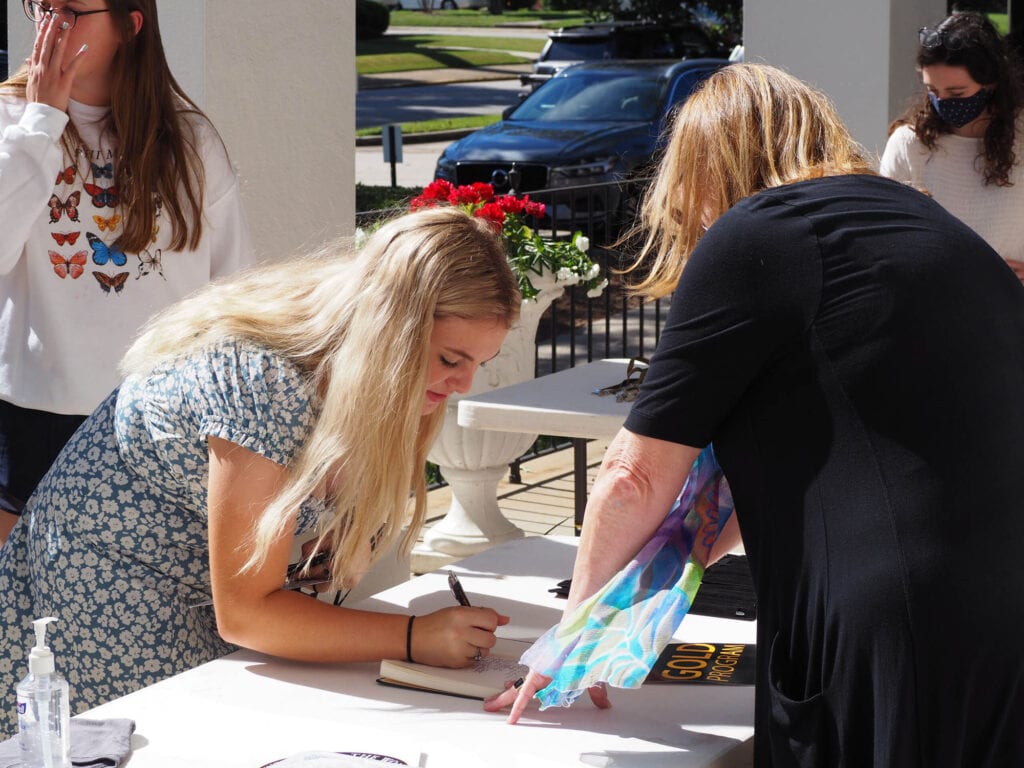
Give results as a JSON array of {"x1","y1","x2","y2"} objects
[{"x1": 0, "y1": 97, "x2": 257, "y2": 415}]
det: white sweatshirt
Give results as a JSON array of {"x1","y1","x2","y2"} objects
[
  {"x1": 0, "y1": 97, "x2": 256, "y2": 415},
  {"x1": 880, "y1": 123, "x2": 1024, "y2": 264}
]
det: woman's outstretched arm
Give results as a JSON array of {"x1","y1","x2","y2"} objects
[{"x1": 206, "y1": 435, "x2": 507, "y2": 667}]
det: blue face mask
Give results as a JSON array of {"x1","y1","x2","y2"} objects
[{"x1": 928, "y1": 88, "x2": 992, "y2": 128}]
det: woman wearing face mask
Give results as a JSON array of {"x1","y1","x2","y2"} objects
[{"x1": 881, "y1": 11, "x2": 1024, "y2": 280}]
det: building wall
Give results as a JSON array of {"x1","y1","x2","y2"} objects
[
  {"x1": 6, "y1": 0, "x2": 355, "y2": 262},
  {"x1": 744, "y1": 0, "x2": 946, "y2": 162}
]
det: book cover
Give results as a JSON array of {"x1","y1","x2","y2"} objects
[
  {"x1": 377, "y1": 638, "x2": 531, "y2": 701},
  {"x1": 645, "y1": 642, "x2": 756, "y2": 685}
]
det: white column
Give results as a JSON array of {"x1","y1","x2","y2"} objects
[{"x1": 744, "y1": 0, "x2": 946, "y2": 161}]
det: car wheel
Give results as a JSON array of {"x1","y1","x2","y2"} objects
[{"x1": 441, "y1": 0, "x2": 457, "y2": 8}]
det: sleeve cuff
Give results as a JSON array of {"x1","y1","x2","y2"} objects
[{"x1": 22, "y1": 101, "x2": 70, "y2": 142}]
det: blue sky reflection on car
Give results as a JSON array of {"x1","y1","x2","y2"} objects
[{"x1": 434, "y1": 59, "x2": 729, "y2": 234}]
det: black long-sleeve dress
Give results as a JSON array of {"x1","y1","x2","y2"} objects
[{"x1": 624, "y1": 174, "x2": 1024, "y2": 767}]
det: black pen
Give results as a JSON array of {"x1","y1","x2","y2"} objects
[{"x1": 447, "y1": 570, "x2": 472, "y2": 607}]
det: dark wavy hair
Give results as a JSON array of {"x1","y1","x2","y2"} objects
[{"x1": 905, "y1": 11, "x2": 1023, "y2": 186}]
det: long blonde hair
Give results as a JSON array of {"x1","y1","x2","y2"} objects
[
  {"x1": 629, "y1": 63, "x2": 875, "y2": 298},
  {"x1": 121, "y1": 207, "x2": 521, "y2": 584}
]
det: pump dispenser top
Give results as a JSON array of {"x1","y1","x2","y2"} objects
[{"x1": 29, "y1": 617, "x2": 57, "y2": 676}]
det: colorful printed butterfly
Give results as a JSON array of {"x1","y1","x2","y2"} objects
[
  {"x1": 83, "y1": 183, "x2": 118, "y2": 208},
  {"x1": 49, "y1": 250, "x2": 88, "y2": 280},
  {"x1": 55, "y1": 166, "x2": 76, "y2": 185},
  {"x1": 91, "y1": 162, "x2": 114, "y2": 179},
  {"x1": 136, "y1": 248, "x2": 164, "y2": 279},
  {"x1": 51, "y1": 231, "x2": 81, "y2": 246},
  {"x1": 87, "y1": 232, "x2": 127, "y2": 267},
  {"x1": 93, "y1": 214, "x2": 121, "y2": 232},
  {"x1": 48, "y1": 192, "x2": 80, "y2": 223},
  {"x1": 93, "y1": 271, "x2": 129, "y2": 295}
]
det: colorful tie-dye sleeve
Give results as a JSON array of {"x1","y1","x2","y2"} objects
[{"x1": 520, "y1": 446, "x2": 733, "y2": 709}]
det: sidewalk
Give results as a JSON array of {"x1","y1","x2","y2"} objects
[
  {"x1": 357, "y1": 61, "x2": 530, "y2": 148},
  {"x1": 358, "y1": 62, "x2": 533, "y2": 91}
]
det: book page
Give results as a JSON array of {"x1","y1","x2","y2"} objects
[{"x1": 378, "y1": 638, "x2": 531, "y2": 700}]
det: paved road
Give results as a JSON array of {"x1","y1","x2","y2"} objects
[
  {"x1": 356, "y1": 139, "x2": 450, "y2": 190},
  {"x1": 356, "y1": 78, "x2": 524, "y2": 130},
  {"x1": 387, "y1": 25, "x2": 549, "y2": 39},
  {"x1": 356, "y1": 25, "x2": 545, "y2": 188}
]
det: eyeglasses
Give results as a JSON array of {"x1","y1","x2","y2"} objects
[
  {"x1": 918, "y1": 25, "x2": 969, "y2": 52},
  {"x1": 23, "y1": 0, "x2": 111, "y2": 31}
]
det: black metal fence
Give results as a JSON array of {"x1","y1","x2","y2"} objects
[{"x1": 524, "y1": 178, "x2": 667, "y2": 373}]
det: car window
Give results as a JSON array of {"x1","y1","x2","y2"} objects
[
  {"x1": 667, "y1": 67, "x2": 722, "y2": 109},
  {"x1": 542, "y1": 38, "x2": 610, "y2": 62},
  {"x1": 669, "y1": 27, "x2": 715, "y2": 57},
  {"x1": 613, "y1": 30, "x2": 676, "y2": 58},
  {"x1": 511, "y1": 74, "x2": 665, "y2": 123}
]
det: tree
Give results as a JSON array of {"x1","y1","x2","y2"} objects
[{"x1": 567, "y1": 0, "x2": 742, "y2": 45}]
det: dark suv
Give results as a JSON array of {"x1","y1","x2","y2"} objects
[
  {"x1": 521, "y1": 22, "x2": 721, "y2": 90},
  {"x1": 438, "y1": 58, "x2": 730, "y2": 236}
]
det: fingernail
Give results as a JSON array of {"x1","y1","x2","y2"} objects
[
  {"x1": 60, "y1": 21, "x2": 69, "y2": 31},
  {"x1": 79, "y1": 44, "x2": 88, "y2": 54},
  {"x1": 513, "y1": 677, "x2": 524, "y2": 689}
]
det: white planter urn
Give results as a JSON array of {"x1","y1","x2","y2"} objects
[{"x1": 414, "y1": 269, "x2": 575, "y2": 571}]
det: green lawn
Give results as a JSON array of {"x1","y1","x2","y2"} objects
[
  {"x1": 357, "y1": 33, "x2": 541, "y2": 74},
  {"x1": 387, "y1": 8, "x2": 590, "y2": 29},
  {"x1": 356, "y1": 114, "x2": 500, "y2": 137}
]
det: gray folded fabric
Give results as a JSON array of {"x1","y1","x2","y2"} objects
[{"x1": 0, "y1": 717, "x2": 135, "y2": 768}]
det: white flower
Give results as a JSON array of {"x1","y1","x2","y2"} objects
[
  {"x1": 587, "y1": 279, "x2": 609, "y2": 298},
  {"x1": 556, "y1": 267, "x2": 575, "y2": 281},
  {"x1": 586, "y1": 262, "x2": 601, "y2": 280},
  {"x1": 354, "y1": 227, "x2": 369, "y2": 250},
  {"x1": 576, "y1": 235, "x2": 590, "y2": 254}
]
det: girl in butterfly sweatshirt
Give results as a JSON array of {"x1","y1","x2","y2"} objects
[{"x1": 0, "y1": 0, "x2": 255, "y2": 520}]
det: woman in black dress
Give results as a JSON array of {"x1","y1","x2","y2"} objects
[{"x1": 489, "y1": 64, "x2": 1024, "y2": 767}]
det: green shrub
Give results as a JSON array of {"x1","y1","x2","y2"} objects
[
  {"x1": 355, "y1": 183, "x2": 422, "y2": 214},
  {"x1": 356, "y1": 0, "x2": 390, "y2": 40}
]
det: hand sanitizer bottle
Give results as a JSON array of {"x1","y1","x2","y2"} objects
[{"x1": 16, "y1": 617, "x2": 71, "y2": 768}]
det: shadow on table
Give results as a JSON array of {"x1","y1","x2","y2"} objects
[{"x1": 242, "y1": 653, "x2": 752, "y2": 760}]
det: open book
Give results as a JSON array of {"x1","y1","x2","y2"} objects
[{"x1": 377, "y1": 637, "x2": 532, "y2": 700}]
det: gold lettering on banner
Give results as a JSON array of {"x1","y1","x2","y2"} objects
[{"x1": 656, "y1": 643, "x2": 748, "y2": 683}]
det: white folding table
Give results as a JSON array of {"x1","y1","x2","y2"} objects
[{"x1": 78, "y1": 535, "x2": 756, "y2": 767}]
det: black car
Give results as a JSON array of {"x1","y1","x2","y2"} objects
[
  {"x1": 435, "y1": 58, "x2": 729, "y2": 234},
  {"x1": 521, "y1": 22, "x2": 722, "y2": 91}
]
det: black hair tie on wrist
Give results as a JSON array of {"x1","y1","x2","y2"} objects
[{"x1": 406, "y1": 615, "x2": 416, "y2": 663}]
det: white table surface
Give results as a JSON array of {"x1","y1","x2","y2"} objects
[
  {"x1": 79, "y1": 536, "x2": 755, "y2": 768},
  {"x1": 457, "y1": 359, "x2": 636, "y2": 440}
]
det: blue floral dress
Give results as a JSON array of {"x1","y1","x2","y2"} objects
[{"x1": 0, "y1": 340, "x2": 321, "y2": 736}]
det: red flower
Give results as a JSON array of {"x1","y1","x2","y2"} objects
[
  {"x1": 525, "y1": 200, "x2": 546, "y2": 218},
  {"x1": 496, "y1": 194, "x2": 525, "y2": 215},
  {"x1": 474, "y1": 202, "x2": 506, "y2": 231},
  {"x1": 449, "y1": 182, "x2": 494, "y2": 206},
  {"x1": 410, "y1": 179, "x2": 456, "y2": 210}
]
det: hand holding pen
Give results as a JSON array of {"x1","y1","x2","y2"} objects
[
  {"x1": 448, "y1": 570, "x2": 472, "y2": 607},
  {"x1": 442, "y1": 570, "x2": 510, "y2": 664}
]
